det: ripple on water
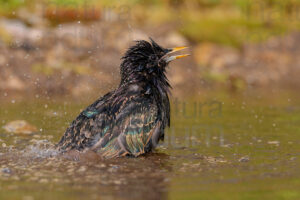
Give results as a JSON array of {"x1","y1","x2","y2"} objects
[
  {"x1": 1, "y1": 92, "x2": 300, "y2": 200},
  {"x1": 0, "y1": 135, "x2": 171, "y2": 192}
]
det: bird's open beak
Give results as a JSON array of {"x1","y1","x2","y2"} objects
[{"x1": 164, "y1": 46, "x2": 190, "y2": 63}]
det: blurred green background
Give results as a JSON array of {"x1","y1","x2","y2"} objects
[
  {"x1": 0, "y1": 0, "x2": 299, "y2": 98},
  {"x1": 1, "y1": 0, "x2": 300, "y2": 46},
  {"x1": 0, "y1": 0, "x2": 300, "y2": 97}
]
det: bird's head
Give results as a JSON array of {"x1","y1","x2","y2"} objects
[{"x1": 120, "y1": 38, "x2": 189, "y2": 85}]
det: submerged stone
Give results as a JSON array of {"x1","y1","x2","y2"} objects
[{"x1": 2, "y1": 120, "x2": 38, "y2": 134}]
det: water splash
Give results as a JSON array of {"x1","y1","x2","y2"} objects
[{"x1": 22, "y1": 139, "x2": 59, "y2": 158}]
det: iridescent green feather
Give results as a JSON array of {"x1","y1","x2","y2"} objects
[
  {"x1": 83, "y1": 110, "x2": 99, "y2": 118},
  {"x1": 96, "y1": 103, "x2": 158, "y2": 158}
]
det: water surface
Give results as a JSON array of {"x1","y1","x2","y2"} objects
[{"x1": 0, "y1": 90, "x2": 299, "y2": 200}]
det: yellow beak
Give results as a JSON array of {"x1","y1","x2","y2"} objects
[
  {"x1": 164, "y1": 46, "x2": 190, "y2": 62},
  {"x1": 169, "y1": 46, "x2": 188, "y2": 53}
]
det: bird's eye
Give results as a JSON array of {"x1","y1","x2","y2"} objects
[{"x1": 149, "y1": 55, "x2": 156, "y2": 61}]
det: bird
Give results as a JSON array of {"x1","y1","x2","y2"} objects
[{"x1": 57, "y1": 38, "x2": 189, "y2": 158}]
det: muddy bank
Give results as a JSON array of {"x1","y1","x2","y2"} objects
[{"x1": 0, "y1": 19, "x2": 299, "y2": 98}]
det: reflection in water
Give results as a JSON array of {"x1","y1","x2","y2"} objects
[{"x1": 166, "y1": 124, "x2": 225, "y2": 148}]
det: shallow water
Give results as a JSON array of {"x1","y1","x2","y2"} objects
[{"x1": 0, "y1": 90, "x2": 300, "y2": 200}]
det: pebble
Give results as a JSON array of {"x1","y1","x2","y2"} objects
[
  {"x1": 1, "y1": 167, "x2": 12, "y2": 174},
  {"x1": 268, "y1": 141, "x2": 280, "y2": 145},
  {"x1": 239, "y1": 156, "x2": 250, "y2": 162},
  {"x1": 77, "y1": 166, "x2": 87, "y2": 173},
  {"x1": 2, "y1": 120, "x2": 38, "y2": 134},
  {"x1": 39, "y1": 178, "x2": 49, "y2": 184}
]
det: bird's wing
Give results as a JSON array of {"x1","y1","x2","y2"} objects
[
  {"x1": 94, "y1": 98, "x2": 160, "y2": 158},
  {"x1": 57, "y1": 92, "x2": 114, "y2": 151}
]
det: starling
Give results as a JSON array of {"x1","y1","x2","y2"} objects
[{"x1": 57, "y1": 39, "x2": 189, "y2": 158}]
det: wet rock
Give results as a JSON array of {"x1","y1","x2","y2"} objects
[
  {"x1": 39, "y1": 178, "x2": 49, "y2": 184},
  {"x1": 268, "y1": 141, "x2": 280, "y2": 145},
  {"x1": 1, "y1": 167, "x2": 12, "y2": 174},
  {"x1": 113, "y1": 180, "x2": 122, "y2": 185},
  {"x1": 0, "y1": 19, "x2": 43, "y2": 43},
  {"x1": 238, "y1": 156, "x2": 250, "y2": 162},
  {"x1": 205, "y1": 156, "x2": 227, "y2": 164},
  {"x1": 77, "y1": 166, "x2": 87, "y2": 173},
  {"x1": 290, "y1": 157, "x2": 297, "y2": 161},
  {"x1": 2, "y1": 120, "x2": 38, "y2": 134}
]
